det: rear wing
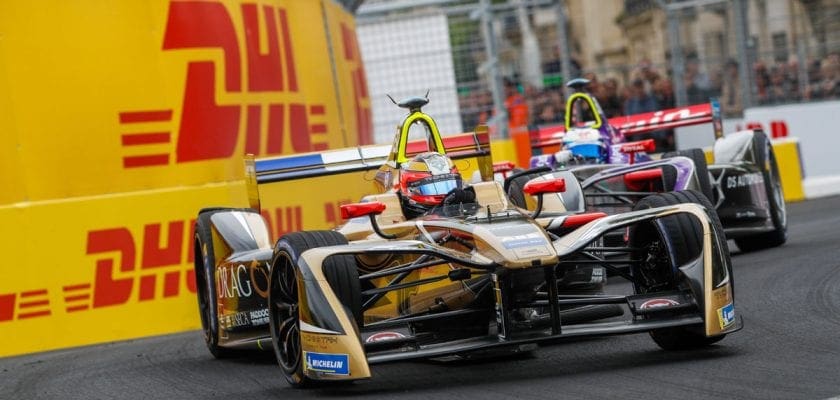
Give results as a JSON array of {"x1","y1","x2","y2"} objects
[
  {"x1": 531, "y1": 100, "x2": 722, "y2": 149},
  {"x1": 245, "y1": 130, "x2": 492, "y2": 210}
]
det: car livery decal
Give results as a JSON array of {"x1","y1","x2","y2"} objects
[
  {"x1": 639, "y1": 298, "x2": 680, "y2": 309},
  {"x1": 718, "y1": 302, "x2": 736, "y2": 329},
  {"x1": 365, "y1": 331, "x2": 406, "y2": 343},
  {"x1": 304, "y1": 351, "x2": 350, "y2": 375}
]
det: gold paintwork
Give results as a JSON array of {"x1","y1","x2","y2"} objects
[{"x1": 551, "y1": 202, "x2": 735, "y2": 337}]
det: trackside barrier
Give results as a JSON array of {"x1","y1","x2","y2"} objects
[{"x1": 0, "y1": 0, "x2": 372, "y2": 358}]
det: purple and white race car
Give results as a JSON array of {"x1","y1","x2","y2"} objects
[{"x1": 505, "y1": 79, "x2": 786, "y2": 252}]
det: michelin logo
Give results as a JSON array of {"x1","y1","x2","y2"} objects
[{"x1": 305, "y1": 351, "x2": 349, "y2": 375}]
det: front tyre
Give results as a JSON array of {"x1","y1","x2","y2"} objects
[
  {"x1": 269, "y1": 231, "x2": 360, "y2": 388},
  {"x1": 631, "y1": 190, "x2": 731, "y2": 350},
  {"x1": 194, "y1": 208, "x2": 256, "y2": 359},
  {"x1": 734, "y1": 131, "x2": 787, "y2": 252},
  {"x1": 662, "y1": 148, "x2": 714, "y2": 201}
]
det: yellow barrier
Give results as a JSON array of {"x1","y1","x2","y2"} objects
[
  {"x1": 0, "y1": 0, "x2": 373, "y2": 357},
  {"x1": 771, "y1": 139, "x2": 805, "y2": 202}
]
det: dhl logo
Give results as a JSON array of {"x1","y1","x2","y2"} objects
[
  {"x1": 0, "y1": 201, "x2": 360, "y2": 323},
  {"x1": 117, "y1": 1, "x2": 372, "y2": 169}
]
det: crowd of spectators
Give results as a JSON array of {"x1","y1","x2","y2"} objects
[{"x1": 458, "y1": 51, "x2": 840, "y2": 151}]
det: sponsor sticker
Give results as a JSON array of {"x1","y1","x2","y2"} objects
[
  {"x1": 365, "y1": 331, "x2": 406, "y2": 344},
  {"x1": 501, "y1": 235, "x2": 546, "y2": 249},
  {"x1": 639, "y1": 298, "x2": 679, "y2": 310},
  {"x1": 304, "y1": 351, "x2": 350, "y2": 375},
  {"x1": 718, "y1": 302, "x2": 735, "y2": 329},
  {"x1": 249, "y1": 309, "x2": 269, "y2": 326}
]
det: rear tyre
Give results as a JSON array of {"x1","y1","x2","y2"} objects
[
  {"x1": 662, "y1": 148, "x2": 714, "y2": 201},
  {"x1": 194, "y1": 208, "x2": 258, "y2": 359},
  {"x1": 507, "y1": 171, "x2": 546, "y2": 209},
  {"x1": 734, "y1": 131, "x2": 787, "y2": 252},
  {"x1": 631, "y1": 190, "x2": 730, "y2": 350},
  {"x1": 269, "y1": 231, "x2": 360, "y2": 388}
]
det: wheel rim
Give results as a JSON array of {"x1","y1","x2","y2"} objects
[{"x1": 270, "y1": 252, "x2": 301, "y2": 373}]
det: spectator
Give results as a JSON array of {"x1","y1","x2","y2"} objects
[
  {"x1": 653, "y1": 78, "x2": 675, "y2": 109},
  {"x1": 767, "y1": 65, "x2": 796, "y2": 104},
  {"x1": 599, "y1": 78, "x2": 624, "y2": 117},
  {"x1": 624, "y1": 79, "x2": 659, "y2": 115},
  {"x1": 720, "y1": 59, "x2": 743, "y2": 117},
  {"x1": 684, "y1": 55, "x2": 711, "y2": 104},
  {"x1": 754, "y1": 61, "x2": 771, "y2": 104},
  {"x1": 504, "y1": 78, "x2": 529, "y2": 132},
  {"x1": 806, "y1": 57, "x2": 840, "y2": 100}
]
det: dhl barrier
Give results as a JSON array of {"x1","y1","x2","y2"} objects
[{"x1": 0, "y1": 0, "x2": 373, "y2": 357}]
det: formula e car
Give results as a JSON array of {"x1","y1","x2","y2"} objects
[
  {"x1": 506, "y1": 79, "x2": 786, "y2": 252},
  {"x1": 194, "y1": 97, "x2": 740, "y2": 387}
]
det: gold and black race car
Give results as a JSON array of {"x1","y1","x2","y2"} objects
[{"x1": 194, "y1": 97, "x2": 741, "y2": 387}]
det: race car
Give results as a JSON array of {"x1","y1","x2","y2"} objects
[
  {"x1": 505, "y1": 79, "x2": 786, "y2": 252},
  {"x1": 194, "y1": 97, "x2": 741, "y2": 387}
]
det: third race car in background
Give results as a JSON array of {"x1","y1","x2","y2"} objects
[{"x1": 503, "y1": 78, "x2": 786, "y2": 252}]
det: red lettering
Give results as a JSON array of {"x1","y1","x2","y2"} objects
[
  {"x1": 745, "y1": 122, "x2": 763, "y2": 131},
  {"x1": 340, "y1": 23, "x2": 373, "y2": 145},
  {"x1": 267, "y1": 104, "x2": 285, "y2": 154},
  {"x1": 246, "y1": 105, "x2": 261, "y2": 154},
  {"x1": 324, "y1": 200, "x2": 352, "y2": 227},
  {"x1": 163, "y1": 1, "x2": 241, "y2": 92},
  {"x1": 142, "y1": 221, "x2": 184, "y2": 269},
  {"x1": 87, "y1": 228, "x2": 136, "y2": 308},
  {"x1": 0, "y1": 294, "x2": 14, "y2": 322},
  {"x1": 277, "y1": 8, "x2": 298, "y2": 91},
  {"x1": 185, "y1": 269, "x2": 197, "y2": 294},
  {"x1": 290, "y1": 103, "x2": 312, "y2": 152},
  {"x1": 261, "y1": 207, "x2": 303, "y2": 238},
  {"x1": 242, "y1": 4, "x2": 284, "y2": 91},
  {"x1": 175, "y1": 62, "x2": 241, "y2": 162},
  {"x1": 770, "y1": 121, "x2": 789, "y2": 138}
]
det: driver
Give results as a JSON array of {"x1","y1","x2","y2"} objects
[{"x1": 398, "y1": 152, "x2": 475, "y2": 219}]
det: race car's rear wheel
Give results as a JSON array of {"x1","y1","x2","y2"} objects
[
  {"x1": 662, "y1": 148, "x2": 714, "y2": 201},
  {"x1": 506, "y1": 170, "x2": 547, "y2": 209},
  {"x1": 194, "y1": 207, "x2": 257, "y2": 359},
  {"x1": 734, "y1": 131, "x2": 787, "y2": 252},
  {"x1": 631, "y1": 190, "x2": 731, "y2": 350},
  {"x1": 269, "y1": 231, "x2": 359, "y2": 388}
]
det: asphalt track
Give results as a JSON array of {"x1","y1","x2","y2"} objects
[{"x1": 3, "y1": 196, "x2": 840, "y2": 400}]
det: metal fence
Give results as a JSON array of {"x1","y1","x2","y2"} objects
[{"x1": 356, "y1": 0, "x2": 840, "y2": 143}]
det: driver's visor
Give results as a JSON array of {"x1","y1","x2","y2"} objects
[{"x1": 408, "y1": 175, "x2": 461, "y2": 196}]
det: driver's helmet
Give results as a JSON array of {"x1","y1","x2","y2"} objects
[
  {"x1": 399, "y1": 152, "x2": 462, "y2": 216},
  {"x1": 563, "y1": 128, "x2": 608, "y2": 164}
]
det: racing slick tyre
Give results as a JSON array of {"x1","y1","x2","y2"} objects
[
  {"x1": 194, "y1": 207, "x2": 258, "y2": 359},
  {"x1": 631, "y1": 190, "x2": 731, "y2": 350},
  {"x1": 269, "y1": 231, "x2": 361, "y2": 388},
  {"x1": 733, "y1": 131, "x2": 787, "y2": 252},
  {"x1": 506, "y1": 170, "x2": 548, "y2": 209},
  {"x1": 663, "y1": 148, "x2": 714, "y2": 201}
]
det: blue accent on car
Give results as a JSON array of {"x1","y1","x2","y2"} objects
[
  {"x1": 255, "y1": 154, "x2": 324, "y2": 174},
  {"x1": 720, "y1": 302, "x2": 735, "y2": 327},
  {"x1": 305, "y1": 351, "x2": 350, "y2": 375},
  {"x1": 567, "y1": 142, "x2": 606, "y2": 162}
]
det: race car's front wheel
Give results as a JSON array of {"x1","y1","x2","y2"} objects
[
  {"x1": 662, "y1": 148, "x2": 714, "y2": 201},
  {"x1": 269, "y1": 231, "x2": 360, "y2": 388},
  {"x1": 194, "y1": 207, "x2": 256, "y2": 359},
  {"x1": 734, "y1": 131, "x2": 787, "y2": 252},
  {"x1": 631, "y1": 190, "x2": 731, "y2": 350}
]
